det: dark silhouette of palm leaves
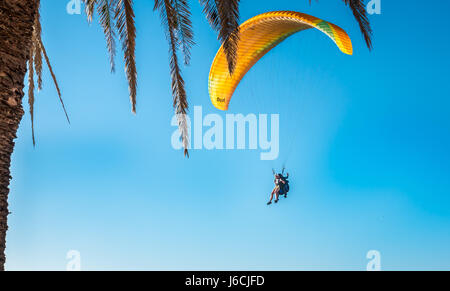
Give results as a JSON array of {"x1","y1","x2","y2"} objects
[
  {"x1": 200, "y1": 0, "x2": 240, "y2": 74},
  {"x1": 199, "y1": 0, "x2": 220, "y2": 31},
  {"x1": 215, "y1": 0, "x2": 240, "y2": 75},
  {"x1": 342, "y1": 0, "x2": 372, "y2": 49}
]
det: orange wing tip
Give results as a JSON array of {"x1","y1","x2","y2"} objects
[
  {"x1": 211, "y1": 98, "x2": 229, "y2": 110},
  {"x1": 339, "y1": 37, "x2": 353, "y2": 55},
  {"x1": 342, "y1": 47, "x2": 353, "y2": 55}
]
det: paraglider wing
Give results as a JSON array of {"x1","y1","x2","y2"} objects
[{"x1": 208, "y1": 11, "x2": 353, "y2": 110}]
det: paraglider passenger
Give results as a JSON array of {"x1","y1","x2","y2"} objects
[{"x1": 267, "y1": 174, "x2": 284, "y2": 205}]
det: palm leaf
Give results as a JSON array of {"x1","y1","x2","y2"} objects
[
  {"x1": 214, "y1": 0, "x2": 240, "y2": 74},
  {"x1": 200, "y1": 0, "x2": 240, "y2": 74},
  {"x1": 98, "y1": 0, "x2": 117, "y2": 72},
  {"x1": 199, "y1": 0, "x2": 220, "y2": 31},
  {"x1": 28, "y1": 0, "x2": 41, "y2": 145},
  {"x1": 28, "y1": 33, "x2": 36, "y2": 146},
  {"x1": 172, "y1": 0, "x2": 194, "y2": 65},
  {"x1": 115, "y1": 0, "x2": 137, "y2": 113},
  {"x1": 27, "y1": 0, "x2": 70, "y2": 146},
  {"x1": 155, "y1": 0, "x2": 190, "y2": 157},
  {"x1": 85, "y1": 0, "x2": 97, "y2": 22},
  {"x1": 38, "y1": 37, "x2": 71, "y2": 124},
  {"x1": 33, "y1": 5, "x2": 43, "y2": 91},
  {"x1": 343, "y1": 0, "x2": 372, "y2": 49}
]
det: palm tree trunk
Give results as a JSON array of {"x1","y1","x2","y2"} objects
[{"x1": 0, "y1": 0, "x2": 38, "y2": 271}]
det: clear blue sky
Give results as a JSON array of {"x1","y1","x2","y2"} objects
[{"x1": 5, "y1": 0, "x2": 450, "y2": 270}]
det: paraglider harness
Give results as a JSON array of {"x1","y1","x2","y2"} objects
[{"x1": 278, "y1": 175, "x2": 289, "y2": 195}]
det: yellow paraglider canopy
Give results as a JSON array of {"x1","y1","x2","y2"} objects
[{"x1": 209, "y1": 11, "x2": 353, "y2": 110}]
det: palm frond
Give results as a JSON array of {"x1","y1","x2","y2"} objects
[
  {"x1": 38, "y1": 37, "x2": 71, "y2": 124},
  {"x1": 115, "y1": 0, "x2": 137, "y2": 113},
  {"x1": 215, "y1": 0, "x2": 240, "y2": 74},
  {"x1": 343, "y1": 0, "x2": 372, "y2": 49},
  {"x1": 33, "y1": 6, "x2": 43, "y2": 91},
  {"x1": 28, "y1": 34, "x2": 36, "y2": 146},
  {"x1": 27, "y1": 0, "x2": 69, "y2": 146},
  {"x1": 28, "y1": 0, "x2": 42, "y2": 146},
  {"x1": 85, "y1": 0, "x2": 97, "y2": 22},
  {"x1": 155, "y1": 0, "x2": 190, "y2": 157},
  {"x1": 200, "y1": 0, "x2": 240, "y2": 74},
  {"x1": 98, "y1": 0, "x2": 117, "y2": 72},
  {"x1": 172, "y1": 0, "x2": 194, "y2": 65},
  {"x1": 199, "y1": 0, "x2": 220, "y2": 31}
]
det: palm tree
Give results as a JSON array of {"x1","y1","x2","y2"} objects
[{"x1": 0, "y1": 0, "x2": 372, "y2": 270}]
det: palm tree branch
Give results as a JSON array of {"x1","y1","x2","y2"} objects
[
  {"x1": 38, "y1": 37, "x2": 71, "y2": 124},
  {"x1": 115, "y1": 0, "x2": 137, "y2": 113},
  {"x1": 343, "y1": 0, "x2": 373, "y2": 49},
  {"x1": 199, "y1": 0, "x2": 240, "y2": 74},
  {"x1": 28, "y1": 34, "x2": 36, "y2": 146},
  {"x1": 215, "y1": 0, "x2": 240, "y2": 74},
  {"x1": 28, "y1": 0, "x2": 41, "y2": 146},
  {"x1": 85, "y1": 0, "x2": 97, "y2": 22},
  {"x1": 199, "y1": 0, "x2": 220, "y2": 31},
  {"x1": 155, "y1": 0, "x2": 190, "y2": 157},
  {"x1": 33, "y1": 5, "x2": 43, "y2": 91},
  {"x1": 98, "y1": 0, "x2": 117, "y2": 72},
  {"x1": 172, "y1": 0, "x2": 194, "y2": 65}
]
